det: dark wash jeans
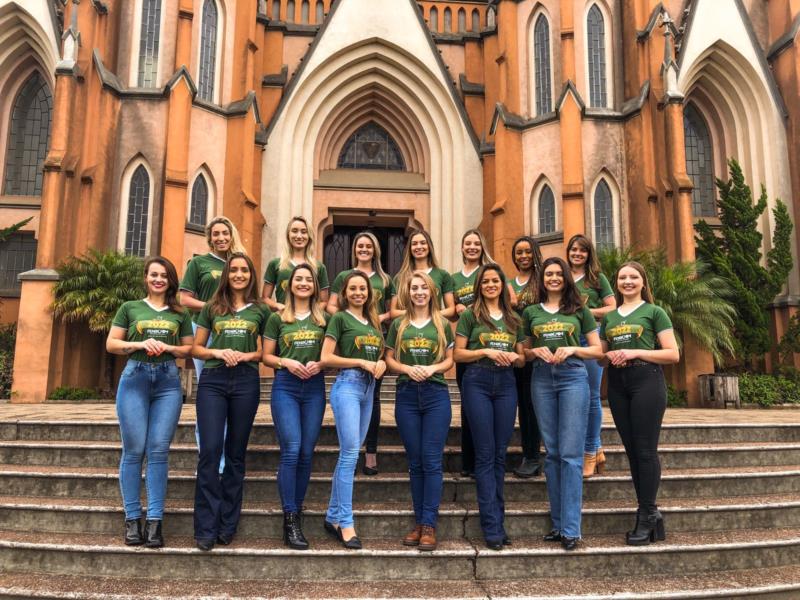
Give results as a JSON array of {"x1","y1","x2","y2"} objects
[
  {"x1": 460, "y1": 364, "x2": 518, "y2": 543},
  {"x1": 457, "y1": 362, "x2": 475, "y2": 472},
  {"x1": 394, "y1": 380, "x2": 452, "y2": 528},
  {"x1": 514, "y1": 360, "x2": 541, "y2": 460},
  {"x1": 270, "y1": 369, "x2": 326, "y2": 513},
  {"x1": 194, "y1": 364, "x2": 260, "y2": 542},
  {"x1": 607, "y1": 362, "x2": 667, "y2": 512}
]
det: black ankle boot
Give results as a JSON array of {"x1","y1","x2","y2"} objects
[
  {"x1": 124, "y1": 518, "x2": 144, "y2": 546},
  {"x1": 283, "y1": 512, "x2": 309, "y2": 550},
  {"x1": 144, "y1": 519, "x2": 164, "y2": 548},
  {"x1": 627, "y1": 508, "x2": 665, "y2": 545}
]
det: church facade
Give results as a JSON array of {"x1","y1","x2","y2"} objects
[{"x1": 1, "y1": 0, "x2": 799, "y2": 403}]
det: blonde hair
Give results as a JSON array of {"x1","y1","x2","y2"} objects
[
  {"x1": 350, "y1": 231, "x2": 391, "y2": 289},
  {"x1": 279, "y1": 263, "x2": 327, "y2": 327},
  {"x1": 337, "y1": 270, "x2": 382, "y2": 331},
  {"x1": 205, "y1": 216, "x2": 246, "y2": 257},
  {"x1": 279, "y1": 216, "x2": 318, "y2": 275},
  {"x1": 394, "y1": 271, "x2": 447, "y2": 361},
  {"x1": 394, "y1": 229, "x2": 440, "y2": 311},
  {"x1": 461, "y1": 228, "x2": 494, "y2": 266}
]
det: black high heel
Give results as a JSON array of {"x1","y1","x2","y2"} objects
[
  {"x1": 283, "y1": 512, "x2": 309, "y2": 550},
  {"x1": 627, "y1": 508, "x2": 665, "y2": 546},
  {"x1": 337, "y1": 527, "x2": 362, "y2": 550},
  {"x1": 143, "y1": 519, "x2": 163, "y2": 548},
  {"x1": 124, "y1": 518, "x2": 143, "y2": 546}
]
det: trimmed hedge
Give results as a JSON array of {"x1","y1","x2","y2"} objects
[{"x1": 738, "y1": 373, "x2": 800, "y2": 407}]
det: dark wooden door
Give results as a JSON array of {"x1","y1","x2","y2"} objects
[{"x1": 324, "y1": 226, "x2": 406, "y2": 280}]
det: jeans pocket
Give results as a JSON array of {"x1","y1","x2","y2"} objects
[{"x1": 120, "y1": 361, "x2": 137, "y2": 378}]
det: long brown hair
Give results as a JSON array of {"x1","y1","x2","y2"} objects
[
  {"x1": 208, "y1": 253, "x2": 261, "y2": 316},
  {"x1": 144, "y1": 256, "x2": 183, "y2": 313},
  {"x1": 280, "y1": 263, "x2": 327, "y2": 327},
  {"x1": 535, "y1": 257, "x2": 584, "y2": 315},
  {"x1": 460, "y1": 228, "x2": 494, "y2": 266},
  {"x1": 613, "y1": 261, "x2": 654, "y2": 306},
  {"x1": 472, "y1": 264, "x2": 520, "y2": 333},
  {"x1": 350, "y1": 231, "x2": 391, "y2": 289},
  {"x1": 394, "y1": 271, "x2": 448, "y2": 362},
  {"x1": 566, "y1": 234, "x2": 601, "y2": 289},
  {"x1": 511, "y1": 236, "x2": 543, "y2": 307},
  {"x1": 337, "y1": 270, "x2": 381, "y2": 331}
]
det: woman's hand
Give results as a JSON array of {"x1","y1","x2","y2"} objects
[
  {"x1": 504, "y1": 352, "x2": 521, "y2": 365},
  {"x1": 552, "y1": 346, "x2": 578, "y2": 364},
  {"x1": 455, "y1": 303, "x2": 467, "y2": 316},
  {"x1": 213, "y1": 348, "x2": 240, "y2": 367},
  {"x1": 406, "y1": 364, "x2": 435, "y2": 382},
  {"x1": 305, "y1": 361, "x2": 322, "y2": 377},
  {"x1": 531, "y1": 346, "x2": 556, "y2": 363},
  {"x1": 607, "y1": 348, "x2": 640, "y2": 366},
  {"x1": 141, "y1": 338, "x2": 166, "y2": 356},
  {"x1": 374, "y1": 360, "x2": 387, "y2": 380},
  {"x1": 283, "y1": 358, "x2": 311, "y2": 379}
]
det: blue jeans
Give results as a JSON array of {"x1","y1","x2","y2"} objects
[
  {"x1": 192, "y1": 322, "x2": 225, "y2": 473},
  {"x1": 326, "y1": 368, "x2": 375, "y2": 528},
  {"x1": 116, "y1": 359, "x2": 183, "y2": 520},
  {"x1": 461, "y1": 364, "x2": 517, "y2": 543},
  {"x1": 270, "y1": 369, "x2": 326, "y2": 513},
  {"x1": 193, "y1": 364, "x2": 260, "y2": 542},
  {"x1": 395, "y1": 381, "x2": 452, "y2": 528},
  {"x1": 532, "y1": 357, "x2": 590, "y2": 539},
  {"x1": 581, "y1": 333, "x2": 604, "y2": 454}
]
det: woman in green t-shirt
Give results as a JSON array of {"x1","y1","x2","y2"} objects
[
  {"x1": 522, "y1": 257, "x2": 603, "y2": 551},
  {"x1": 262, "y1": 216, "x2": 329, "y2": 312},
  {"x1": 327, "y1": 232, "x2": 392, "y2": 476},
  {"x1": 191, "y1": 253, "x2": 268, "y2": 551},
  {"x1": 262, "y1": 264, "x2": 328, "y2": 550},
  {"x1": 107, "y1": 257, "x2": 194, "y2": 549},
  {"x1": 385, "y1": 271, "x2": 454, "y2": 551},
  {"x1": 510, "y1": 236, "x2": 544, "y2": 479},
  {"x1": 454, "y1": 264, "x2": 524, "y2": 550},
  {"x1": 321, "y1": 271, "x2": 386, "y2": 549},
  {"x1": 600, "y1": 261, "x2": 679, "y2": 546},
  {"x1": 566, "y1": 234, "x2": 617, "y2": 479},
  {"x1": 389, "y1": 229, "x2": 455, "y2": 319}
]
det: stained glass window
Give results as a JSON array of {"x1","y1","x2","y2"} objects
[
  {"x1": 534, "y1": 14, "x2": 552, "y2": 115},
  {"x1": 593, "y1": 179, "x2": 614, "y2": 248},
  {"x1": 137, "y1": 0, "x2": 161, "y2": 87},
  {"x1": 429, "y1": 7, "x2": 438, "y2": 31},
  {"x1": 338, "y1": 123, "x2": 406, "y2": 171},
  {"x1": 0, "y1": 232, "x2": 37, "y2": 295},
  {"x1": 189, "y1": 175, "x2": 209, "y2": 227},
  {"x1": 444, "y1": 8, "x2": 452, "y2": 32},
  {"x1": 684, "y1": 104, "x2": 717, "y2": 217},
  {"x1": 198, "y1": 0, "x2": 218, "y2": 101},
  {"x1": 587, "y1": 4, "x2": 607, "y2": 108},
  {"x1": 3, "y1": 72, "x2": 52, "y2": 196},
  {"x1": 125, "y1": 165, "x2": 150, "y2": 257},
  {"x1": 458, "y1": 8, "x2": 466, "y2": 33},
  {"x1": 471, "y1": 9, "x2": 480, "y2": 32},
  {"x1": 538, "y1": 185, "x2": 555, "y2": 234}
]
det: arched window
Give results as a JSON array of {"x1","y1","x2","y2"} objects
[
  {"x1": 198, "y1": 0, "x2": 219, "y2": 102},
  {"x1": 137, "y1": 0, "x2": 162, "y2": 87},
  {"x1": 315, "y1": 0, "x2": 323, "y2": 23},
  {"x1": 429, "y1": 7, "x2": 438, "y2": 31},
  {"x1": 458, "y1": 8, "x2": 466, "y2": 33},
  {"x1": 533, "y1": 14, "x2": 552, "y2": 115},
  {"x1": 338, "y1": 122, "x2": 406, "y2": 171},
  {"x1": 301, "y1": 0, "x2": 309, "y2": 23},
  {"x1": 684, "y1": 104, "x2": 716, "y2": 217},
  {"x1": 3, "y1": 72, "x2": 52, "y2": 196},
  {"x1": 487, "y1": 6, "x2": 496, "y2": 28},
  {"x1": 538, "y1": 185, "x2": 556, "y2": 234},
  {"x1": 471, "y1": 9, "x2": 480, "y2": 32},
  {"x1": 271, "y1": 0, "x2": 280, "y2": 19},
  {"x1": 587, "y1": 4, "x2": 607, "y2": 108},
  {"x1": 125, "y1": 165, "x2": 151, "y2": 257},
  {"x1": 443, "y1": 8, "x2": 452, "y2": 32},
  {"x1": 189, "y1": 174, "x2": 209, "y2": 227},
  {"x1": 593, "y1": 179, "x2": 614, "y2": 248},
  {"x1": 287, "y1": 0, "x2": 295, "y2": 22}
]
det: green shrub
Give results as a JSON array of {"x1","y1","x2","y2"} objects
[
  {"x1": 0, "y1": 324, "x2": 16, "y2": 399},
  {"x1": 738, "y1": 373, "x2": 800, "y2": 407},
  {"x1": 47, "y1": 386, "x2": 98, "y2": 401},
  {"x1": 667, "y1": 384, "x2": 688, "y2": 408}
]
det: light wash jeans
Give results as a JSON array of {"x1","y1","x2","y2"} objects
[
  {"x1": 531, "y1": 357, "x2": 590, "y2": 539},
  {"x1": 192, "y1": 321, "x2": 225, "y2": 473},
  {"x1": 116, "y1": 359, "x2": 183, "y2": 520},
  {"x1": 326, "y1": 368, "x2": 375, "y2": 528},
  {"x1": 581, "y1": 331, "x2": 604, "y2": 454}
]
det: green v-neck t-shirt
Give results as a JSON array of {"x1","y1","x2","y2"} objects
[
  {"x1": 386, "y1": 317, "x2": 454, "y2": 385},
  {"x1": 325, "y1": 310, "x2": 384, "y2": 362},
  {"x1": 196, "y1": 302, "x2": 269, "y2": 370},
  {"x1": 111, "y1": 300, "x2": 194, "y2": 363},
  {"x1": 600, "y1": 302, "x2": 673, "y2": 351},
  {"x1": 575, "y1": 273, "x2": 614, "y2": 310},
  {"x1": 522, "y1": 304, "x2": 596, "y2": 351},
  {"x1": 389, "y1": 267, "x2": 454, "y2": 307},
  {"x1": 179, "y1": 253, "x2": 226, "y2": 321},
  {"x1": 331, "y1": 269, "x2": 389, "y2": 314},
  {"x1": 451, "y1": 268, "x2": 480, "y2": 308},
  {"x1": 263, "y1": 258, "x2": 330, "y2": 305},
  {"x1": 263, "y1": 312, "x2": 327, "y2": 365},
  {"x1": 510, "y1": 275, "x2": 536, "y2": 316},
  {"x1": 455, "y1": 308, "x2": 525, "y2": 368}
]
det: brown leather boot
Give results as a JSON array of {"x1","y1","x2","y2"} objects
[
  {"x1": 418, "y1": 526, "x2": 437, "y2": 551},
  {"x1": 403, "y1": 524, "x2": 422, "y2": 546},
  {"x1": 583, "y1": 452, "x2": 597, "y2": 479}
]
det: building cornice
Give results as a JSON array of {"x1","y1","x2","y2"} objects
[{"x1": 767, "y1": 12, "x2": 800, "y2": 61}]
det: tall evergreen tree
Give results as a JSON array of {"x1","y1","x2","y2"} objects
[{"x1": 694, "y1": 159, "x2": 794, "y2": 364}]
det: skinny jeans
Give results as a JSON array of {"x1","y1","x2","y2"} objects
[
  {"x1": 116, "y1": 359, "x2": 183, "y2": 520},
  {"x1": 607, "y1": 362, "x2": 667, "y2": 512},
  {"x1": 457, "y1": 362, "x2": 475, "y2": 473},
  {"x1": 193, "y1": 364, "x2": 260, "y2": 542},
  {"x1": 394, "y1": 381, "x2": 452, "y2": 528},
  {"x1": 514, "y1": 361, "x2": 541, "y2": 460},
  {"x1": 363, "y1": 377, "x2": 383, "y2": 454},
  {"x1": 192, "y1": 321, "x2": 226, "y2": 473},
  {"x1": 270, "y1": 369, "x2": 326, "y2": 513}
]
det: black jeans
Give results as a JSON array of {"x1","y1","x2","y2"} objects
[
  {"x1": 194, "y1": 364, "x2": 260, "y2": 541},
  {"x1": 457, "y1": 362, "x2": 475, "y2": 472},
  {"x1": 363, "y1": 377, "x2": 383, "y2": 454},
  {"x1": 514, "y1": 361, "x2": 541, "y2": 460},
  {"x1": 607, "y1": 363, "x2": 666, "y2": 512}
]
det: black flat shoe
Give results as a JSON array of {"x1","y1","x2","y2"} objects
[
  {"x1": 196, "y1": 539, "x2": 215, "y2": 551},
  {"x1": 216, "y1": 532, "x2": 234, "y2": 546},
  {"x1": 143, "y1": 519, "x2": 163, "y2": 548},
  {"x1": 561, "y1": 536, "x2": 579, "y2": 551},
  {"x1": 338, "y1": 529, "x2": 363, "y2": 550},
  {"x1": 502, "y1": 536, "x2": 512, "y2": 546},
  {"x1": 361, "y1": 465, "x2": 378, "y2": 476},
  {"x1": 485, "y1": 539, "x2": 504, "y2": 551},
  {"x1": 124, "y1": 518, "x2": 143, "y2": 546},
  {"x1": 543, "y1": 529, "x2": 561, "y2": 542}
]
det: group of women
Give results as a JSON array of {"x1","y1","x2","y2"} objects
[{"x1": 107, "y1": 215, "x2": 679, "y2": 554}]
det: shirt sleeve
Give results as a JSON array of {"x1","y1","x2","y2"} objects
[
  {"x1": 331, "y1": 271, "x2": 345, "y2": 295},
  {"x1": 444, "y1": 320, "x2": 455, "y2": 348},
  {"x1": 178, "y1": 310, "x2": 194, "y2": 337},
  {"x1": 599, "y1": 315, "x2": 608, "y2": 341},
  {"x1": 196, "y1": 305, "x2": 213, "y2": 331},
  {"x1": 179, "y1": 258, "x2": 199, "y2": 293},
  {"x1": 515, "y1": 322, "x2": 526, "y2": 343},
  {"x1": 263, "y1": 312, "x2": 280, "y2": 341},
  {"x1": 521, "y1": 306, "x2": 533, "y2": 342},
  {"x1": 439, "y1": 270, "x2": 455, "y2": 295},
  {"x1": 388, "y1": 276, "x2": 398, "y2": 299},
  {"x1": 599, "y1": 273, "x2": 615, "y2": 300},
  {"x1": 455, "y1": 309, "x2": 473, "y2": 338},
  {"x1": 317, "y1": 262, "x2": 330, "y2": 291},
  {"x1": 325, "y1": 312, "x2": 343, "y2": 341},
  {"x1": 385, "y1": 319, "x2": 399, "y2": 351},
  {"x1": 111, "y1": 302, "x2": 129, "y2": 330},
  {"x1": 264, "y1": 258, "x2": 279, "y2": 285},
  {"x1": 579, "y1": 306, "x2": 596, "y2": 335},
  {"x1": 652, "y1": 305, "x2": 673, "y2": 334}
]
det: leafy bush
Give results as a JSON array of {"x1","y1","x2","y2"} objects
[
  {"x1": 738, "y1": 373, "x2": 800, "y2": 407},
  {"x1": 777, "y1": 313, "x2": 800, "y2": 363},
  {"x1": 667, "y1": 384, "x2": 688, "y2": 408},
  {"x1": 0, "y1": 324, "x2": 16, "y2": 399},
  {"x1": 47, "y1": 386, "x2": 98, "y2": 401}
]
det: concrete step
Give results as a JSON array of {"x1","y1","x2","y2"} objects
[
  {"x1": 2, "y1": 420, "x2": 799, "y2": 446},
  {"x1": 1, "y1": 495, "x2": 798, "y2": 539},
  {"x1": 1, "y1": 528, "x2": 799, "y2": 581},
  {"x1": 0, "y1": 464, "x2": 797, "y2": 502},
  {"x1": 2, "y1": 440, "x2": 800, "y2": 472},
  {"x1": 2, "y1": 567, "x2": 800, "y2": 599}
]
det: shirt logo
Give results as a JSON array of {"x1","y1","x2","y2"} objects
[
  {"x1": 532, "y1": 319, "x2": 574, "y2": 342},
  {"x1": 606, "y1": 322, "x2": 644, "y2": 343},
  {"x1": 456, "y1": 284, "x2": 474, "y2": 303},
  {"x1": 210, "y1": 270, "x2": 222, "y2": 279},
  {"x1": 283, "y1": 329, "x2": 323, "y2": 349},
  {"x1": 400, "y1": 335, "x2": 438, "y2": 356},
  {"x1": 136, "y1": 319, "x2": 178, "y2": 337},
  {"x1": 478, "y1": 330, "x2": 514, "y2": 350},
  {"x1": 214, "y1": 318, "x2": 257, "y2": 337}
]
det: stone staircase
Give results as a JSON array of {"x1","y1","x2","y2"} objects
[{"x1": 0, "y1": 392, "x2": 799, "y2": 598}]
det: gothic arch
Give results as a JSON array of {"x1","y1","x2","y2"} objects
[
  {"x1": 188, "y1": 165, "x2": 217, "y2": 227},
  {"x1": 118, "y1": 156, "x2": 155, "y2": 257},
  {"x1": 582, "y1": 0, "x2": 614, "y2": 109},
  {"x1": 588, "y1": 170, "x2": 621, "y2": 248},
  {"x1": 529, "y1": 175, "x2": 558, "y2": 236},
  {"x1": 128, "y1": 0, "x2": 167, "y2": 87},
  {"x1": 525, "y1": 3, "x2": 554, "y2": 117}
]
